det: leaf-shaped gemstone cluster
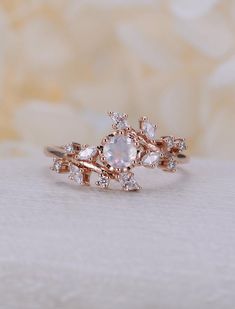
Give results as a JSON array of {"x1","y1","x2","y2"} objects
[{"x1": 48, "y1": 112, "x2": 187, "y2": 192}]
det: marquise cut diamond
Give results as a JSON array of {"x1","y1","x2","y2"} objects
[
  {"x1": 78, "y1": 146, "x2": 97, "y2": 160},
  {"x1": 142, "y1": 121, "x2": 156, "y2": 140},
  {"x1": 142, "y1": 151, "x2": 161, "y2": 167}
]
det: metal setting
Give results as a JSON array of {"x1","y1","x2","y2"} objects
[{"x1": 44, "y1": 112, "x2": 189, "y2": 192}]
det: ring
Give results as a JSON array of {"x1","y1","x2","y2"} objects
[{"x1": 44, "y1": 112, "x2": 189, "y2": 192}]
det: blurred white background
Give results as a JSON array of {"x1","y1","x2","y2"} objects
[{"x1": 0, "y1": 0, "x2": 235, "y2": 159}]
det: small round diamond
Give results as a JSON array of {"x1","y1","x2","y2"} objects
[
  {"x1": 64, "y1": 144, "x2": 74, "y2": 154},
  {"x1": 96, "y1": 174, "x2": 110, "y2": 189},
  {"x1": 168, "y1": 159, "x2": 177, "y2": 171},
  {"x1": 103, "y1": 134, "x2": 137, "y2": 169},
  {"x1": 53, "y1": 159, "x2": 62, "y2": 173},
  {"x1": 178, "y1": 140, "x2": 187, "y2": 151},
  {"x1": 164, "y1": 137, "x2": 175, "y2": 149}
]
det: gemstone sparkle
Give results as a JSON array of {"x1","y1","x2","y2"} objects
[
  {"x1": 53, "y1": 159, "x2": 63, "y2": 173},
  {"x1": 96, "y1": 173, "x2": 110, "y2": 189},
  {"x1": 168, "y1": 159, "x2": 177, "y2": 171},
  {"x1": 69, "y1": 164, "x2": 83, "y2": 184},
  {"x1": 142, "y1": 151, "x2": 161, "y2": 167},
  {"x1": 119, "y1": 172, "x2": 140, "y2": 191},
  {"x1": 103, "y1": 134, "x2": 137, "y2": 169},
  {"x1": 142, "y1": 121, "x2": 157, "y2": 139},
  {"x1": 64, "y1": 144, "x2": 74, "y2": 154},
  {"x1": 78, "y1": 146, "x2": 97, "y2": 160},
  {"x1": 109, "y1": 112, "x2": 129, "y2": 129}
]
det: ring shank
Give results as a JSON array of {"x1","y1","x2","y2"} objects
[
  {"x1": 44, "y1": 145, "x2": 117, "y2": 178},
  {"x1": 44, "y1": 145, "x2": 66, "y2": 159}
]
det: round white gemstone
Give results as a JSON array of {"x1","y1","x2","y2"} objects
[{"x1": 103, "y1": 135, "x2": 137, "y2": 169}]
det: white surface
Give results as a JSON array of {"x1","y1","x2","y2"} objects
[{"x1": 0, "y1": 157, "x2": 235, "y2": 309}]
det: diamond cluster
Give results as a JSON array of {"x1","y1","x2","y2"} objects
[{"x1": 50, "y1": 112, "x2": 187, "y2": 192}]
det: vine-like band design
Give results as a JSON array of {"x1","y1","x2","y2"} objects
[{"x1": 45, "y1": 112, "x2": 189, "y2": 192}]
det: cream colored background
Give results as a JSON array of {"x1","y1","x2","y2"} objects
[{"x1": 0, "y1": 0, "x2": 235, "y2": 159}]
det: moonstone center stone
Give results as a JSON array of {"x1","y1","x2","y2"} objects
[{"x1": 103, "y1": 135, "x2": 137, "y2": 169}]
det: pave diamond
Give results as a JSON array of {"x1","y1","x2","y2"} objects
[
  {"x1": 78, "y1": 146, "x2": 97, "y2": 160},
  {"x1": 69, "y1": 164, "x2": 83, "y2": 184},
  {"x1": 142, "y1": 151, "x2": 161, "y2": 167},
  {"x1": 119, "y1": 172, "x2": 140, "y2": 191},
  {"x1": 103, "y1": 134, "x2": 137, "y2": 169},
  {"x1": 96, "y1": 173, "x2": 110, "y2": 189},
  {"x1": 109, "y1": 112, "x2": 129, "y2": 129},
  {"x1": 142, "y1": 120, "x2": 156, "y2": 140}
]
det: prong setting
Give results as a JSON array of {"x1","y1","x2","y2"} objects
[{"x1": 47, "y1": 112, "x2": 188, "y2": 191}]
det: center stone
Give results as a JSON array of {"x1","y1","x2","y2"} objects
[{"x1": 103, "y1": 135, "x2": 137, "y2": 169}]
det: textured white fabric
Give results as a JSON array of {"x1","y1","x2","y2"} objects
[{"x1": 0, "y1": 157, "x2": 235, "y2": 309}]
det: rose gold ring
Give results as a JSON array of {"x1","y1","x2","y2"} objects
[{"x1": 44, "y1": 112, "x2": 189, "y2": 192}]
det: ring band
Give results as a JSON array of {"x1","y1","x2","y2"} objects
[{"x1": 45, "y1": 112, "x2": 189, "y2": 192}]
